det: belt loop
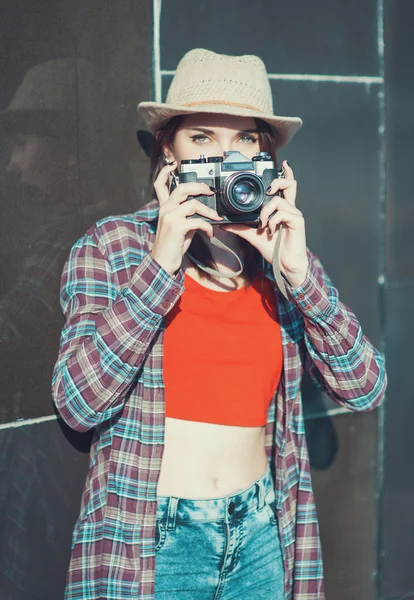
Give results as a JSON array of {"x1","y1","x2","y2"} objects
[
  {"x1": 256, "y1": 479, "x2": 266, "y2": 511},
  {"x1": 166, "y1": 497, "x2": 178, "y2": 530}
]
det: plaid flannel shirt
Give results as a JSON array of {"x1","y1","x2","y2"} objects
[{"x1": 52, "y1": 199, "x2": 387, "y2": 600}]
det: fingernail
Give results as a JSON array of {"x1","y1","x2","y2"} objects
[
  {"x1": 284, "y1": 160, "x2": 290, "y2": 167},
  {"x1": 266, "y1": 186, "x2": 272, "y2": 194},
  {"x1": 258, "y1": 218, "x2": 263, "y2": 228},
  {"x1": 209, "y1": 186, "x2": 217, "y2": 193}
]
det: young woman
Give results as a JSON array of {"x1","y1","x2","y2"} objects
[{"x1": 52, "y1": 49, "x2": 387, "y2": 600}]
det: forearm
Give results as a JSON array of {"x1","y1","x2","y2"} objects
[
  {"x1": 52, "y1": 251, "x2": 184, "y2": 431},
  {"x1": 286, "y1": 250, "x2": 387, "y2": 410}
]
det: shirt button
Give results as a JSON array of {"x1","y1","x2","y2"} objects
[
  {"x1": 228, "y1": 501, "x2": 235, "y2": 515},
  {"x1": 161, "y1": 301, "x2": 170, "y2": 310},
  {"x1": 287, "y1": 342, "x2": 294, "y2": 349},
  {"x1": 298, "y1": 294, "x2": 305, "y2": 301},
  {"x1": 305, "y1": 304, "x2": 312, "y2": 311}
]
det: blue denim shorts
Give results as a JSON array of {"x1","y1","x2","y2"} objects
[{"x1": 154, "y1": 464, "x2": 284, "y2": 599}]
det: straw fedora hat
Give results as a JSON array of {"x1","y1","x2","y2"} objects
[{"x1": 138, "y1": 48, "x2": 302, "y2": 148}]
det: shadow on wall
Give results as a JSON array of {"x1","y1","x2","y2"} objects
[
  {"x1": 302, "y1": 373, "x2": 339, "y2": 471},
  {"x1": 0, "y1": 58, "x2": 131, "y2": 423},
  {"x1": 0, "y1": 420, "x2": 92, "y2": 600}
]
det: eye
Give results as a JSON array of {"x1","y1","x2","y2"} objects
[
  {"x1": 239, "y1": 134, "x2": 258, "y2": 144},
  {"x1": 190, "y1": 134, "x2": 210, "y2": 144}
]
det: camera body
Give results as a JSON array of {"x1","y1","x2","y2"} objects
[{"x1": 174, "y1": 150, "x2": 284, "y2": 225}]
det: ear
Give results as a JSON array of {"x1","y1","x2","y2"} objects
[{"x1": 161, "y1": 142, "x2": 176, "y2": 164}]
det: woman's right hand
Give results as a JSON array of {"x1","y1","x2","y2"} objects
[{"x1": 151, "y1": 162, "x2": 223, "y2": 275}]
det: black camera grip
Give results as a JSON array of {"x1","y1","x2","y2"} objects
[
  {"x1": 179, "y1": 171, "x2": 198, "y2": 184},
  {"x1": 261, "y1": 168, "x2": 278, "y2": 190}
]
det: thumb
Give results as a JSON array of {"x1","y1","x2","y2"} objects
[{"x1": 219, "y1": 223, "x2": 259, "y2": 244}]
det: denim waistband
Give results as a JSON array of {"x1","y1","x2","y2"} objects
[{"x1": 156, "y1": 463, "x2": 275, "y2": 523}]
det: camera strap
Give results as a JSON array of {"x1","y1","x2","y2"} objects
[
  {"x1": 186, "y1": 223, "x2": 289, "y2": 299},
  {"x1": 187, "y1": 235, "x2": 244, "y2": 278},
  {"x1": 271, "y1": 223, "x2": 289, "y2": 299}
]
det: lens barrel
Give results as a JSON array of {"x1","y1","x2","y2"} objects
[{"x1": 221, "y1": 172, "x2": 265, "y2": 214}]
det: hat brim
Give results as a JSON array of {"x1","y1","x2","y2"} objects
[
  {"x1": 0, "y1": 109, "x2": 77, "y2": 136},
  {"x1": 138, "y1": 101, "x2": 302, "y2": 149}
]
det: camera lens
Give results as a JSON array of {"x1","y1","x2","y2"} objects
[
  {"x1": 233, "y1": 181, "x2": 256, "y2": 204},
  {"x1": 222, "y1": 173, "x2": 265, "y2": 214}
]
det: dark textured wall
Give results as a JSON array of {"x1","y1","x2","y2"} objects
[
  {"x1": 0, "y1": 2, "x2": 152, "y2": 598},
  {"x1": 382, "y1": 1, "x2": 414, "y2": 598},
  {"x1": 0, "y1": 1, "x2": 411, "y2": 599}
]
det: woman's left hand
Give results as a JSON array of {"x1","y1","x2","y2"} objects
[{"x1": 220, "y1": 160, "x2": 309, "y2": 287}]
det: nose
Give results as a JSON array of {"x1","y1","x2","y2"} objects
[
  {"x1": 215, "y1": 138, "x2": 235, "y2": 156},
  {"x1": 215, "y1": 144, "x2": 227, "y2": 158}
]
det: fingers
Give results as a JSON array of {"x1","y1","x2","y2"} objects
[
  {"x1": 260, "y1": 196, "x2": 302, "y2": 229},
  {"x1": 183, "y1": 218, "x2": 215, "y2": 239},
  {"x1": 223, "y1": 209, "x2": 303, "y2": 239},
  {"x1": 267, "y1": 209, "x2": 304, "y2": 235},
  {"x1": 169, "y1": 182, "x2": 216, "y2": 206},
  {"x1": 282, "y1": 159, "x2": 294, "y2": 180},
  {"x1": 266, "y1": 160, "x2": 297, "y2": 206},
  {"x1": 219, "y1": 223, "x2": 259, "y2": 244},
  {"x1": 155, "y1": 166, "x2": 215, "y2": 209},
  {"x1": 159, "y1": 200, "x2": 222, "y2": 237},
  {"x1": 178, "y1": 199, "x2": 223, "y2": 221},
  {"x1": 153, "y1": 162, "x2": 178, "y2": 206},
  {"x1": 266, "y1": 178, "x2": 297, "y2": 206}
]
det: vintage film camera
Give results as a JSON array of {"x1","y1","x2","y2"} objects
[{"x1": 171, "y1": 150, "x2": 285, "y2": 225}]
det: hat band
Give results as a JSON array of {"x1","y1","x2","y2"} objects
[{"x1": 181, "y1": 99, "x2": 266, "y2": 113}]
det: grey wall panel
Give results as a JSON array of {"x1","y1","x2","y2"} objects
[
  {"x1": 59, "y1": 2, "x2": 154, "y2": 217},
  {"x1": 0, "y1": 1, "x2": 152, "y2": 424},
  {"x1": 311, "y1": 411, "x2": 379, "y2": 600},
  {"x1": 382, "y1": 284, "x2": 414, "y2": 599},
  {"x1": 267, "y1": 79, "x2": 381, "y2": 347},
  {"x1": 0, "y1": 3, "x2": 82, "y2": 425},
  {"x1": 160, "y1": 0, "x2": 379, "y2": 76},
  {"x1": 384, "y1": 0, "x2": 414, "y2": 282},
  {"x1": 0, "y1": 419, "x2": 90, "y2": 600}
]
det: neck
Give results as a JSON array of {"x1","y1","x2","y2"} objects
[{"x1": 183, "y1": 227, "x2": 248, "y2": 289}]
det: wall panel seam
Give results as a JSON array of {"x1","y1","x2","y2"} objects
[
  {"x1": 376, "y1": 0, "x2": 387, "y2": 597},
  {"x1": 160, "y1": 70, "x2": 383, "y2": 84},
  {"x1": 153, "y1": 0, "x2": 162, "y2": 102},
  {"x1": 0, "y1": 414, "x2": 57, "y2": 430}
]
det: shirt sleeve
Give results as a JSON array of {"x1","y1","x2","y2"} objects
[
  {"x1": 51, "y1": 229, "x2": 184, "y2": 432},
  {"x1": 284, "y1": 249, "x2": 387, "y2": 411}
]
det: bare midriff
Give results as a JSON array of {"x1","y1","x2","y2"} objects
[
  {"x1": 156, "y1": 417, "x2": 268, "y2": 498},
  {"x1": 156, "y1": 264, "x2": 272, "y2": 499}
]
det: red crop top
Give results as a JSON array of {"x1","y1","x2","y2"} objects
[{"x1": 163, "y1": 273, "x2": 283, "y2": 427}]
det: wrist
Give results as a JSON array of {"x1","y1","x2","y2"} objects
[
  {"x1": 150, "y1": 251, "x2": 179, "y2": 277},
  {"x1": 283, "y1": 259, "x2": 309, "y2": 288}
]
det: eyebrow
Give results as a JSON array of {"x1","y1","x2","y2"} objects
[{"x1": 185, "y1": 127, "x2": 258, "y2": 135}]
